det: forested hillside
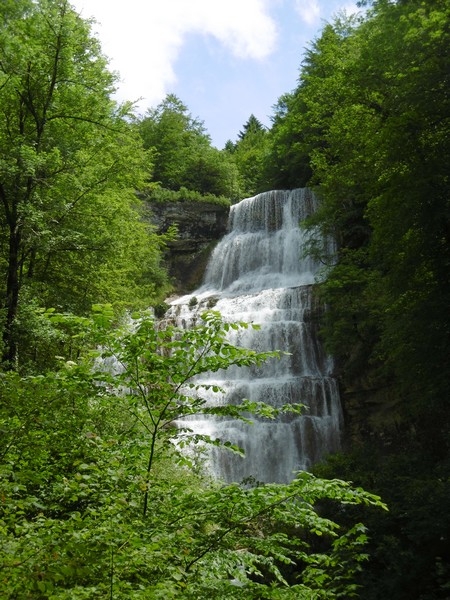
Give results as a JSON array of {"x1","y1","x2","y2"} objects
[
  {"x1": 257, "y1": 1, "x2": 450, "y2": 597},
  {"x1": 1, "y1": 0, "x2": 449, "y2": 597}
]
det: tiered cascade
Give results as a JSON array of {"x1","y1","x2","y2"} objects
[{"x1": 169, "y1": 189, "x2": 342, "y2": 483}]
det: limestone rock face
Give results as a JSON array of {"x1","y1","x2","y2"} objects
[{"x1": 149, "y1": 201, "x2": 229, "y2": 293}]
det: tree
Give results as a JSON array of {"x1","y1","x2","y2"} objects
[
  {"x1": 236, "y1": 114, "x2": 265, "y2": 141},
  {"x1": 274, "y1": 2, "x2": 450, "y2": 597},
  {"x1": 300, "y1": 0, "x2": 450, "y2": 418},
  {"x1": 138, "y1": 94, "x2": 241, "y2": 199},
  {"x1": 262, "y1": 92, "x2": 313, "y2": 190},
  {"x1": 229, "y1": 114, "x2": 270, "y2": 197},
  {"x1": 0, "y1": 307, "x2": 386, "y2": 598},
  {"x1": 0, "y1": 0, "x2": 167, "y2": 368},
  {"x1": 361, "y1": 0, "x2": 450, "y2": 417}
]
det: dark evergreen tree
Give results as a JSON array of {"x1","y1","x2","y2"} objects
[{"x1": 228, "y1": 114, "x2": 270, "y2": 196}]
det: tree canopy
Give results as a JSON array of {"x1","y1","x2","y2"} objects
[
  {"x1": 225, "y1": 114, "x2": 270, "y2": 197},
  {"x1": 0, "y1": 0, "x2": 169, "y2": 368},
  {"x1": 138, "y1": 94, "x2": 241, "y2": 200},
  {"x1": 264, "y1": 1, "x2": 450, "y2": 596}
]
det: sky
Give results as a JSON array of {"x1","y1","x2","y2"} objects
[{"x1": 71, "y1": 0, "x2": 362, "y2": 148}]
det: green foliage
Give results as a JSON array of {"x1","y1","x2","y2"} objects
[
  {"x1": 138, "y1": 94, "x2": 241, "y2": 201},
  {"x1": 276, "y1": 0, "x2": 450, "y2": 414},
  {"x1": 226, "y1": 114, "x2": 271, "y2": 197},
  {"x1": 0, "y1": 307, "x2": 385, "y2": 598},
  {"x1": 3, "y1": 0, "x2": 448, "y2": 596},
  {"x1": 143, "y1": 185, "x2": 231, "y2": 207},
  {"x1": 314, "y1": 447, "x2": 450, "y2": 600},
  {"x1": 0, "y1": 0, "x2": 170, "y2": 368},
  {"x1": 188, "y1": 296, "x2": 198, "y2": 308},
  {"x1": 262, "y1": 92, "x2": 313, "y2": 190},
  {"x1": 272, "y1": 1, "x2": 450, "y2": 597},
  {"x1": 94, "y1": 309, "x2": 282, "y2": 517}
]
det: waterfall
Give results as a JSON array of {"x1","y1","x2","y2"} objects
[{"x1": 169, "y1": 189, "x2": 342, "y2": 483}]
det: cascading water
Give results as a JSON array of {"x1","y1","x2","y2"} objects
[{"x1": 169, "y1": 188, "x2": 342, "y2": 483}]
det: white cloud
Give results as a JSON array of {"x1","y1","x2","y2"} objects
[
  {"x1": 293, "y1": 0, "x2": 321, "y2": 26},
  {"x1": 71, "y1": 0, "x2": 277, "y2": 111},
  {"x1": 173, "y1": 0, "x2": 277, "y2": 59}
]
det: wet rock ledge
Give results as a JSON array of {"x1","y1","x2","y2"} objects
[{"x1": 149, "y1": 200, "x2": 230, "y2": 293}]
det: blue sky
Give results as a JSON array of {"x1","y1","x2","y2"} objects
[{"x1": 71, "y1": 1, "x2": 362, "y2": 148}]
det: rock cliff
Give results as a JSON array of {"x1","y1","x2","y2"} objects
[{"x1": 149, "y1": 200, "x2": 229, "y2": 293}]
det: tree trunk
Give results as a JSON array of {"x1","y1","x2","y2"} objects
[{"x1": 2, "y1": 226, "x2": 21, "y2": 369}]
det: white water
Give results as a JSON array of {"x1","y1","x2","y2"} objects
[{"x1": 169, "y1": 189, "x2": 342, "y2": 483}]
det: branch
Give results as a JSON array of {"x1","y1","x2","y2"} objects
[
  {"x1": 183, "y1": 490, "x2": 300, "y2": 573},
  {"x1": 46, "y1": 113, "x2": 125, "y2": 134}
]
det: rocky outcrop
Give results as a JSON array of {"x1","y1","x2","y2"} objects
[{"x1": 149, "y1": 200, "x2": 229, "y2": 293}]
